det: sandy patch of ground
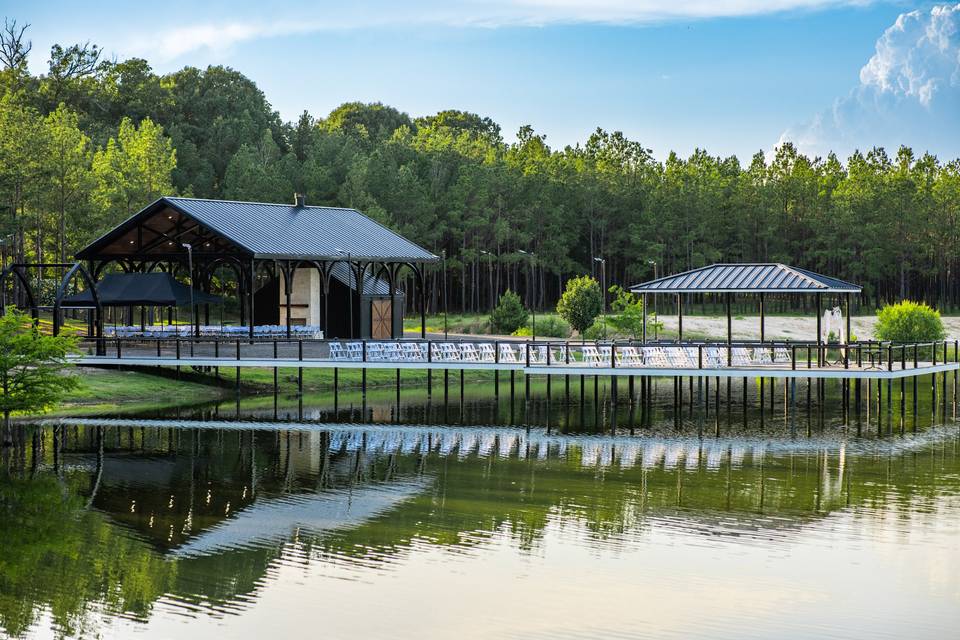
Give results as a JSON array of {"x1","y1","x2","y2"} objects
[{"x1": 654, "y1": 315, "x2": 960, "y2": 342}]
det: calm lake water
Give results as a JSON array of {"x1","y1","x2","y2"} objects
[{"x1": 3, "y1": 376, "x2": 960, "y2": 639}]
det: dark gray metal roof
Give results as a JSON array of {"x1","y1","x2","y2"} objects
[
  {"x1": 630, "y1": 263, "x2": 861, "y2": 294},
  {"x1": 329, "y1": 262, "x2": 401, "y2": 297},
  {"x1": 78, "y1": 196, "x2": 437, "y2": 262}
]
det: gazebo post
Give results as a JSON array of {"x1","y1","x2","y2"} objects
[
  {"x1": 845, "y1": 292, "x2": 851, "y2": 343},
  {"x1": 725, "y1": 293, "x2": 732, "y2": 344},
  {"x1": 418, "y1": 265, "x2": 427, "y2": 339},
  {"x1": 642, "y1": 293, "x2": 647, "y2": 344},
  {"x1": 759, "y1": 292, "x2": 765, "y2": 343},
  {"x1": 816, "y1": 293, "x2": 822, "y2": 345},
  {"x1": 677, "y1": 294, "x2": 683, "y2": 342}
]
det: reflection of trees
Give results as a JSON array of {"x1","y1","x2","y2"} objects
[
  {"x1": 0, "y1": 474, "x2": 176, "y2": 638},
  {"x1": 1, "y1": 423, "x2": 958, "y2": 638}
]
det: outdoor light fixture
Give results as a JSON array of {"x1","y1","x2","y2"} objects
[
  {"x1": 518, "y1": 249, "x2": 537, "y2": 340},
  {"x1": 334, "y1": 248, "x2": 353, "y2": 338},
  {"x1": 593, "y1": 256, "x2": 606, "y2": 335},
  {"x1": 182, "y1": 243, "x2": 196, "y2": 343},
  {"x1": 647, "y1": 259, "x2": 658, "y2": 340}
]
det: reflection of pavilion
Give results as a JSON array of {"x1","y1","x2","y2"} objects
[
  {"x1": 63, "y1": 429, "x2": 429, "y2": 552},
  {"x1": 171, "y1": 480, "x2": 429, "y2": 558}
]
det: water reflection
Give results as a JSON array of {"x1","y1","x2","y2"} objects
[{"x1": 2, "y1": 417, "x2": 959, "y2": 639}]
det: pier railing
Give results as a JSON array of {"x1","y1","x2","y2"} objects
[{"x1": 74, "y1": 336, "x2": 958, "y2": 372}]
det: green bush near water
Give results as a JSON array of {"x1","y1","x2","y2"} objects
[
  {"x1": 874, "y1": 301, "x2": 946, "y2": 343},
  {"x1": 490, "y1": 290, "x2": 529, "y2": 334},
  {"x1": 512, "y1": 316, "x2": 571, "y2": 338}
]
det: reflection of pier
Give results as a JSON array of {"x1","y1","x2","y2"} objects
[{"x1": 59, "y1": 418, "x2": 943, "y2": 474}]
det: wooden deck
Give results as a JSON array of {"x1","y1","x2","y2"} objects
[{"x1": 71, "y1": 337, "x2": 959, "y2": 380}]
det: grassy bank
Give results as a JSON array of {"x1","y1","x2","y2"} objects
[
  {"x1": 50, "y1": 367, "x2": 229, "y2": 416},
  {"x1": 47, "y1": 364, "x2": 497, "y2": 418}
]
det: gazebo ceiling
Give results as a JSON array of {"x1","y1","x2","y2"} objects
[{"x1": 630, "y1": 263, "x2": 861, "y2": 294}]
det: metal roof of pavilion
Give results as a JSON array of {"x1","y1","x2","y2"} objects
[
  {"x1": 629, "y1": 263, "x2": 861, "y2": 294},
  {"x1": 329, "y1": 262, "x2": 401, "y2": 297},
  {"x1": 77, "y1": 196, "x2": 438, "y2": 262}
]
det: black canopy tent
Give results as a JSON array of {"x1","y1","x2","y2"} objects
[
  {"x1": 61, "y1": 272, "x2": 221, "y2": 307},
  {"x1": 629, "y1": 263, "x2": 862, "y2": 344}
]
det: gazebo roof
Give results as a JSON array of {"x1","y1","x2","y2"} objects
[
  {"x1": 630, "y1": 263, "x2": 860, "y2": 294},
  {"x1": 76, "y1": 196, "x2": 438, "y2": 263}
]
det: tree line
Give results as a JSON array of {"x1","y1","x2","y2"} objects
[{"x1": 2, "y1": 19, "x2": 959, "y2": 315}]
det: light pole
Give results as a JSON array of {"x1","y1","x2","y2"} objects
[
  {"x1": 593, "y1": 256, "x2": 606, "y2": 338},
  {"x1": 335, "y1": 248, "x2": 353, "y2": 339},
  {"x1": 441, "y1": 249, "x2": 448, "y2": 339},
  {"x1": 181, "y1": 243, "x2": 196, "y2": 335},
  {"x1": 480, "y1": 250, "x2": 495, "y2": 313},
  {"x1": 518, "y1": 249, "x2": 536, "y2": 340},
  {"x1": 647, "y1": 259, "x2": 658, "y2": 340}
]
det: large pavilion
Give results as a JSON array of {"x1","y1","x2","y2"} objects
[
  {"x1": 65, "y1": 194, "x2": 438, "y2": 339},
  {"x1": 630, "y1": 263, "x2": 862, "y2": 344}
]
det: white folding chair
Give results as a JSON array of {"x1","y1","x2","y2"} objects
[
  {"x1": 499, "y1": 343, "x2": 520, "y2": 363},
  {"x1": 459, "y1": 343, "x2": 481, "y2": 362},
  {"x1": 731, "y1": 347, "x2": 752, "y2": 367},
  {"x1": 581, "y1": 345, "x2": 602, "y2": 366},
  {"x1": 478, "y1": 343, "x2": 496, "y2": 362}
]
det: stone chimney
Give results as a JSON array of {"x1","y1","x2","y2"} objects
[{"x1": 294, "y1": 193, "x2": 306, "y2": 208}]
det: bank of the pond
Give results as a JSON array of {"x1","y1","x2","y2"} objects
[
  {"x1": 44, "y1": 368, "x2": 230, "y2": 417},
  {"x1": 47, "y1": 365, "x2": 497, "y2": 417}
]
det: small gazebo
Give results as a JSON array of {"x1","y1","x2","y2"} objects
[{"x1": 629, "y1": 263, "x2": 861, "y2": 344}]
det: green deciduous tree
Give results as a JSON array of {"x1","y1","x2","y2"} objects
[
  {"x1": 92, "y1": 116, "x2": 175, "y2": 233},
  {"x1": 0, "y1": 310, "x2": 79, "y2": 435},
  {"x1": 606, "y1": 285, "x2": 647, "y2": 340},
  {"x1": 556, "y1": 276, "x2": 602, "y2": 337}
]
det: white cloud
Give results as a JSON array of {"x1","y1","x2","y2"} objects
[
  {"x1": 780, "y1": 3, "x2": 960, "y2": 159},
  {"x1": 122, "y1": 1, "x2": 877, "y2": 61}
]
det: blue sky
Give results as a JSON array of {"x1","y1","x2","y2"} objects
[{"x1": 7, "y1": 1, "x2": 960, "y2": 161}]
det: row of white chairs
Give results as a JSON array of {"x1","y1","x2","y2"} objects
[
  {"x1": 579, "y1": 345, "x2": 792, "y2": 368},
  {"x1": 325, "y1": 341, "x2": 796, "y2": 368},
  {"x1": 105, "y1": 325, "x2": 324, "y2": 338}
]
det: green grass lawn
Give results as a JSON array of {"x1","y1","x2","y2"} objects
[{"x1": 50, "y1": 367, "x2": 228, "y2": 416}]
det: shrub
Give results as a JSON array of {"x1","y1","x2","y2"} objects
[
  {"x1": 489, "y1": 290, "x2": 529, "y2": 335},
  {"x1": 512, "y1": 316, "x2": 571, "y2": 338},
  {"x1": 556, "y1": 276, "x2": 602, "y2": 336},
  {"x1": 536, "y1": 316, "x2": 571, "y2": 338},
  {"x1": 606, "y1": 285, "x2": 647, "y2": 340},
  {"x1": 582, "y1": 321, "x2": 607, "y2": 341},
  {"x1": 874, "y1": 300, "x2": 946, "y2": 343}
]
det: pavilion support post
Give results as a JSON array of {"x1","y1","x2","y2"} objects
[
  {"x1": 322, "y1": 264, "x2": 331, "y2": 338},
  {"x1": 248, "y1": 259, "x2": 256, "y2": 341},
  {"x1": 642, "y1": 293, "x2": 648, "y2": 343},
  {"x1": 677, "y1": 294, "x2": 683, "y2": 342},
  {"x1": 815, "y1": 292, "x2": 823, "y2": 368},
  {"x1": 284, "y1": 261, "x2": 293, "y2": 339},
  {"x1": 844, "y1": 292, "x2": 851, "y2": 344},
  {"x1": 725, "y1": 293, "x2": 732, "y2": 344},
  {"x1": 418, "y1": 265, "x2": 427, "y2": 339},
  {"x1": 388, "y1": 264, "x2": 397, "y2": 339},
  {"x1": 759, "y1": 293, "x2": 765, "y2": 343}
]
